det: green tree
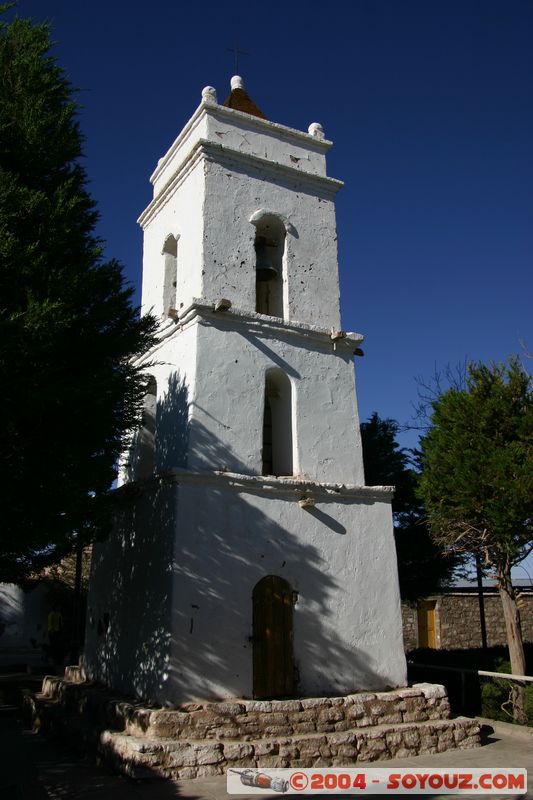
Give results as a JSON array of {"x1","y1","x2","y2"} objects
[
  {"x1": 0, "y1": 11, "x2": 157, "y2": 582},
  {"x1": 361, "y1": 413, "x2": 457, "y2": 601},
  {"x1": 418, "y1": 359, "x2": 533, "y2": 691}
]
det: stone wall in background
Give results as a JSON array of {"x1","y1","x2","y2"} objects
[{"x1": 402, "y1": 592, "x2": 533, "y2": 652}]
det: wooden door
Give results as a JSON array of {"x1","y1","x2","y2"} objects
[
  {"x1": 417, "y1": 600, "x2": 437, "y2": 648},
  {"x1": 252, "y1": 576, "x2": 294, "y2": 699}
]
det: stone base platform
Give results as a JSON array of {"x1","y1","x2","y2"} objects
[{"x1": 26, "y1": 668, "x2": 481, "y2": 781}]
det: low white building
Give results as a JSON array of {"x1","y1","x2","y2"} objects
[{"x1": 83, "y1": 77, "x2": 407, "y2": 704}]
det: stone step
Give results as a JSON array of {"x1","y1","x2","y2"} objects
[
  {"x1": 39, "y1": 676, "x2": 451, "y2": 740},
  {"x1": 98, "y1": 718, "x2": 481, "y2": 781},
  {"x1": 31, "y1": 675, "x2": 481, "y2": 781}
]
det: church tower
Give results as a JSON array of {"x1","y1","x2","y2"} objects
[{"x1": 84, "y1": 77, "x2": 407, "y2": 704}]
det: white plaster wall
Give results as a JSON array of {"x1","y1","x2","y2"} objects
[
  {"x1": 140, "y1": 159, "x2": 205, "y2": 318},
  {"x1": 118, "y1": 325, "x2": 198, "y2": 484},
  {"x1": 83, "y1": 485, "x2": 177, "y2": 700},
  {"x1": 151, "y1": 109, "x2": 209, "y2": 199},
  {"x1": 204, "y1": 108, "x2": 329, "y2": 177},
  {"x1": 187, "y1": 320, "x2": 364, "y2": 484},
  {"x1": 150, "y1": 104, "x2": 329, "y2": 202},
  {"x1": 168, "y1": 482, "x2": 405, "y2": 701},
  {"x1": 154, "y1": 326, "x2": 198, "y2": 473},
  {"x1": 202, "y1": 159, "x2": 342, "y2": 329},
  {"x1": 83, "y1": 478, "x2": 406, "y2": 705},
  {"x1": 0, "y1": 583, "x2": 49, "y2": 654}
]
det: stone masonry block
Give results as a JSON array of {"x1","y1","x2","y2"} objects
[
  {"x1": 265, "y1": 712, "x2": 289, "y2": 726},
  {"x1": 347, "y1": 703, "x2": 365, "y2": 720},
  {"x1": 403, "y1": 728, "x2": 421, "y2": 748},
  {"x1": 279, "y1": 744, "x2": 300, "y2": 759},
  {"x1": 243, "y1": 700, "x2": 272, "y2": 713},
  {"x1": 317, "y1": 707, "x2": 345, "y2": 725},
  {"x1": 175, "y1": 766, "x2": 197, "y2": 779},
  {"x1": 329, "y1": 697, "x2": 348, "y2": 707},
  {"x1": 403, "y1": 696, "x2": 426, "y2": 713},
  {"x1": 291, "y1": 757, "x2": 315, "y2": 768},
  {"x1": 290, "y1": 708, "x2": 318, "y2": 724},
  {"x1": 368, "y1": 700, "x2": 398, "y2": 720},
  {"x1": 209, "y1": 726, "x2": 240, "y2": 739},
  {"x1": 194, "y1": 744, "x2": 225, "y2": 766},
  {"x1": 271, "y1": 700, "x2": 301, "y2": 712},
  {"x1": 333, "y1": 720, "x2": 355, "y2": 732},
  {"x1": 297, "y1": 735, "x2": 327, "y2": 752},
  {"x1": 414, "y1": 683, "x2": 447, "y2": 700},
  {"x1": 346, "y1": 693, "x2": 376, "y2": 705},
  {"x1": 453, "y1": 726, "x2": 467, "y2": 743},
  {"x1": 459, "y1": 735, "x2": 481, "y2": 750},
  {"x1": 205, "y1": 702, "x2": 245, "y2": 716},
  {"x1": 264, "y1": 725, "x2": 292, "y2": 737},
  {"x1": 196, "y1": 764, "x2": 225, "y2": 777},
  {"x1": 223, "y1": 743, "x2": 255, "y2": 762},
  {"x1": 379, "y1": 712, "x2": 403, "y2": 725},
  {"x1": 255, "y1": 756, "x2": 290, "y2": 768},
  {"x1": 300, "y1": 698, "x2": 331, "y2": 710},
  {"x1": 254, "y1": 741, "x2": 280, "y2": 756},
  {"x1": 403, "y1": 710, "x2": 429, "y2": 723},
  {"x1": 293, "y1": 722, "x2": 317, "y2": 734}
]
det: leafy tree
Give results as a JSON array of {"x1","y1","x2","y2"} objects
[
  {"x1": 361, "y1": 413, "x2": 457, "y2": 601},
  {"x1": 0, "y1": 11, "x2": 157, "y2": 582},
  {"x1": 418, "y1": 359, "x2": 533, "y2": 702}
]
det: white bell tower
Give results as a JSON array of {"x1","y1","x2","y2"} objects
[{"x1": 84, "y1": 77, "x2": 407, "y2": 704}]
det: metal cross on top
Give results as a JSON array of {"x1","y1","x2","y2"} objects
[{"x1": 227, "y1": 43, "x2": 249, "y2": 73}]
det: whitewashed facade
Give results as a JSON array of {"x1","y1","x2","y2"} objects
[{"x1": 83, "y1": 78, "x2": 407, "y2": 704}]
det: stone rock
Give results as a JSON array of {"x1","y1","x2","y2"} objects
[
  {"x1": 205, "y1": 702, "x2": 244, "y2": 716},
  {"x1": 254, "y1": 741, "x2": 279, "y2": 756},
  {"x1": 301, "y1": 698, "x2": 331, "y2": 710},
  {"x1": 403, "y1": 710, "x2": 429, "y2": 723},
  {"x1": 293, "y1": 721, "x2": 317, "y2": 734},
  {"x1": 317, "y1": 707, "x2": 344, "y2": 725},
  {"x1": 244, "y1": 700, "x2": 272, "y2": 713},
  {"x1": 271, "y1": 699, "x2": 301, "y2": 712},
  {"x1": 179, "y1": 702, "x2": 204, "y2": 712},
  {"x1": 414, "y1": 683, "x2": 447, "y2": 699},
  {"x1": 223, "y1": 743, "x2": 255, "y2": 761}
]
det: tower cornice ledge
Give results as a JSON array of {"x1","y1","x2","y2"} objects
[
  {"x1": 115, "y1": 468, "x2": 394, "y2": 503},
  {"x1": 150, "y1": 101, "x2": 333, "y2": 187},
  {"x1": 139, "y1": 139, "x2": 343, "y2": 229},
  {"x1": 134, "y1": 300, "x2": 364, "y2": 365}
]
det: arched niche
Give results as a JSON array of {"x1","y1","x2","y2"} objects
[
  {"x1": 262, "y1": 368, "x2": 293, "y2": 477},
  {"x1": 251, "y1": 213, "x2": 286, "y2": 318},
  {"x1": 162, "y1": 234, "x2": 178, "y2": 317}
]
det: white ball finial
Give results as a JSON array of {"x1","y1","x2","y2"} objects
[
  {"x1": 231, "y1": 75, "x2": 244, "y2": 91},
  {"x1": 308, "y1": 122, "x2": 325, "y2": 140},
  {"x1": 202, "y1": 86, "x2": 218, "y2": 104}
]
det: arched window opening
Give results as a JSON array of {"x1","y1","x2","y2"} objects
[
  {"x1": 137, "y1": 376, "x2": 157, "y2": 478},
  {"x1": 252, "y1": 575, "x2": 295, "y2": 699},
  {"x1": 162, "y1": 235, "x2": 178, "y2": 317},
  {"x1": 262, "y1": 369, "x2": 293, "y2": 477},
  {"x1": 254, "y1": 215, "x2": 285, "y2": 318}
]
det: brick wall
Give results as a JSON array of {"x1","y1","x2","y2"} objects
[{"x1": 402, "y1": 592, "x2": 533, "y2": 651}]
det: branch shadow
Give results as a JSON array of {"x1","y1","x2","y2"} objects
[{"x1": 85, "y1": 370, "x2": 400, "y2": 705}]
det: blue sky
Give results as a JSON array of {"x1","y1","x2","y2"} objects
[
  {"x1": 14, "y1": 0, "x2": 532, "y2": 443},
  {"x1": 11, "y1": 1, "x2": 533, "y2": 580}
]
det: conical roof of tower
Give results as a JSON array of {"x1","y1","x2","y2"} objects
[{"x1": 223, "y1": 75, "x2": 266, "y2": 120}]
